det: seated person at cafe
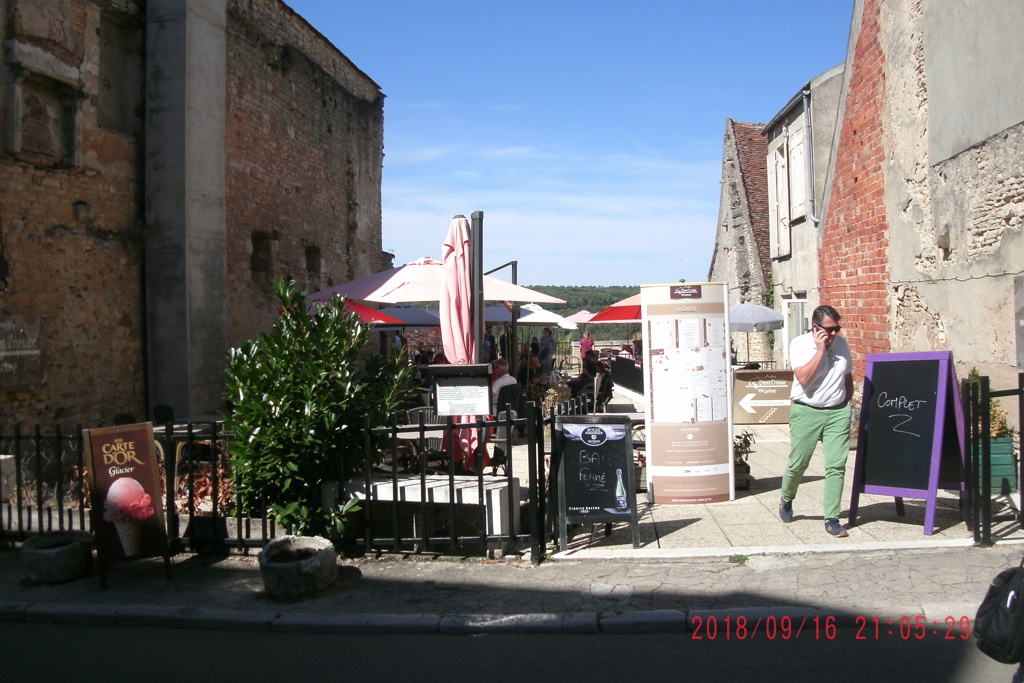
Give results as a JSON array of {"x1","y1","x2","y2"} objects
[
  {"x1": 517, "y1": 353, "x2": 547, "y2": 388},
  {"x1": 569, "y1": 349, "x2": 600, "y2": 397},
  {"x1": 490, "y1": 359, "x2": 518, "y2": 412}
]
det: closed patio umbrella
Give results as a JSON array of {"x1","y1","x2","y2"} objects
[{"x1": 440, "y1": 217, "x2": 479, "y2": 471}]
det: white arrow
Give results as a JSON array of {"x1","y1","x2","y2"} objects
[{"x1": 739, "y1": 393, "x2": 792, "y2": 414}]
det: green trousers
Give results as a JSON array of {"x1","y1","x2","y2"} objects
[{"x1": 781, "y1": 403, "x2": 851, "y2": 520}]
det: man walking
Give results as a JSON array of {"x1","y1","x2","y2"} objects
[{"x1": 779, "y1": 305, "x2": 854, "y2": 537}]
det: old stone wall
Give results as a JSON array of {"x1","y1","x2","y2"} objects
[
  {"x1": 0, "y1": 0, "x2": 147, "y2": 426},
  {"x1": 709, "y1": 120, "x2": 773, "y2": 364},
  {"x1": 882, "y1": 0, "x2": 1022, "y2": 401},
  {"x1": 820, "y1": 0, "x2": 890, "y2": 383},
  {"x1": 1, "y1": 0, "x2": 386, "y2": 426},
  {"x1": 224, "y1": 0, "x2": 385, "y2": 348}
]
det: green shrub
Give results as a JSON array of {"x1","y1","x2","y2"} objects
[{"x1": 224, "y1": 279, "x2": 414, "y2": 536}]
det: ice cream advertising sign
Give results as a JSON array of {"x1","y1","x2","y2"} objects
[{"x1": 84, "y1": 423, "x2": 167, "y2": 561}]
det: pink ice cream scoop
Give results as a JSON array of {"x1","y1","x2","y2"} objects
[{"x1": 103, "y1": 477, "x2": 154, "y2": 523}]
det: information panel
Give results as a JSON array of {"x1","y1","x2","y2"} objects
[
  {"x1": 848, "y1": 352, "x2": 965, "y2": 535},
  {"x1": 641, "y1": 283, "x2": 733, "y2": 503}
]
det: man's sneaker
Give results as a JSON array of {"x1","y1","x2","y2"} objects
[
  {"x1": 778, "y1": 499, "x2": 793, "y2": 523},
  {"x1": 824, "y1": 518, "x2": 848, "y2": 537}
]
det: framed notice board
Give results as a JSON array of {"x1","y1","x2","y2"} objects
[
  {"x1": 848, "y1": 352, "x2": 965, "y2": 535},
  {"x1": 555, "y1": 415, "x2": 640, "y2": 551},
  {"x1": 84, "y1": 422, "x2": 171, "y2": 587}
]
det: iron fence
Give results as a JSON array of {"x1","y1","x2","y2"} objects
[
  {"x1": 1, "y1": 395, "x2": 598, "y2": 563},
  {"x1": 963, "y1": 372, "x2": 1024, "y2": 546}
]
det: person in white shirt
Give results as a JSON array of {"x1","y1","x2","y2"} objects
[
  {"x1": 490, "y1": 358, "x2": 518, "y2": 413},
  {"x1": 778, "y1": 305, "x2": 854, "y2": 538}
]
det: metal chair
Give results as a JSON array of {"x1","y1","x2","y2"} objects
[{"x1": 404, "y1": 406, "x2": 447, "y2": 470}]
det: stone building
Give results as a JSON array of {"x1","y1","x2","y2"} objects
[
  {"x1": 762, "y1": 65, "x2": 843, "y2": 366},
  {"x1": 820, "y1": 0, "x2": 1022, "y2": 405},
  {"x1": 0, "y1": 0, "x2": 387, "y2": 427},
  {"x1": 707, "y1": 119, "x2": 770, "y2": 364},
  {"x1": 712, "y1": 0, "x2": 1022, "y2": 429}
]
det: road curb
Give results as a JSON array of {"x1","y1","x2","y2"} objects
[{"x1": 0, "y1": 601, "x2": 959, "y2": 635}]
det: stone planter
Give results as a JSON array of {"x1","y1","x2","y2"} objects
[
  {"x1": 258, "y1": 535, "x2": 337, "y2": 599},
  {"x1": 22, "y1": 531, "x2": 93, "y2": 584}
]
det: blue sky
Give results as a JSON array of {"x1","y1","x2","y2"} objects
[{"x1": 285, "y1": 1, "x2": 853, "y2": 287}]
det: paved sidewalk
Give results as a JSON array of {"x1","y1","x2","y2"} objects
[
  {"x1": 3, "y1": 388, "x2": 1022, "y2": 635},
  {"x1": 1, "y1": 539, "x2": 1020, "y2": 634}
]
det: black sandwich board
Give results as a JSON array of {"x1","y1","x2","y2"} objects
[
  {"x1": 848, "y1": 351, "x2": 965, "y2": 535},
  {"x1": 554, "y1": 415, "x2": 640, "y2": 551}
]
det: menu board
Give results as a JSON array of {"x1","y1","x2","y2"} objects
[
  {"x1": 848, "y1": 352, "x2": 964, "y2": 535},
  {"x1": 641, "y1": 283, "x2": 733, "y2": 504},
  {"x1": 555, "y1": 415, "x2": 640, "y2": 550}
]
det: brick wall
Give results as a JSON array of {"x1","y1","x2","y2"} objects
[
  {"x1": 821, "y1": 0, "x2": 890, "y2": 382},
  {"x1": 224, "y1": 0, "x2": 385, "y2": 348},
  {"x1": 1, "y1": 0, "x2": 147, "y2": 426},
  {"x1": 1, "y1": 0, "x2": 385, "y2": 425}
]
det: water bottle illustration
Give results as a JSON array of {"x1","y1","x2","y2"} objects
[{"x1": 615, "y1": 468, "x2": 628, "y2": 512}]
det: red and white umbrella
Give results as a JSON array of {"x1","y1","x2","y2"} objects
[
  {"x1": 308, "y1": 257, "x2": 564, "y2": 305},
  {"x1": 589, "y1": 293, "x2": 642, "y2": 323},
  {"x1": 308, "y1": 298, "x2": 405, "y2": 325}
]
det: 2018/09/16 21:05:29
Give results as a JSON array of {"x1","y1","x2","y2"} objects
[{"x1": 689, "y1": 615, "x2": 972, "y2": 640}]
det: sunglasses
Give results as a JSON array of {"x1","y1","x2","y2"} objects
[{"x1": 814, "y1": 324, "x2": 842, "y2": 334}]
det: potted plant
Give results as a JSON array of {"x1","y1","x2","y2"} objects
[
  {"x1": 224, "y1": 279, "x2": 414, "y2": 542},
  {"x1": 733, "y1": 429, "x2": 756, "y2": 491}
]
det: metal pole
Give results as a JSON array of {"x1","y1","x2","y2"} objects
[{"x1": 471, "y1": 211, "x2": 484, "y2": 364}]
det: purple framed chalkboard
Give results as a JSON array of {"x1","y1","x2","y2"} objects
[{"x1": 848, "y1": 351, "x2": 965, "y2": 535}]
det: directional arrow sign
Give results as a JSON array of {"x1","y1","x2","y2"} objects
[{"x1": 738, "y1": 393, "x2": 791, "y2": 414}]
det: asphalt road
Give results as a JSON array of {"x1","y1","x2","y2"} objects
[{"x1": 0, "y1": 622, "x2": 1012, "y2": 683}]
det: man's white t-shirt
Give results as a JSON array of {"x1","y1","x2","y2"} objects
[
  {"x1": 789, "y1": 332, "x2": 852, "y2": 407},
  {"x1": 491, "y1": 373, "x2": 519, "y2": 412}
]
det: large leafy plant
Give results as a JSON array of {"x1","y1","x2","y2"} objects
[{"x1": 224, "y1": 279, "x2": 414, "y2": 536}]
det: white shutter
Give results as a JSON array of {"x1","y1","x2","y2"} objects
[
  {"x1": 768, "y1": 142, "x2": 791, "y2": 258},
  {"x1": 788, "y1": 126, "x2": 807, "y2": 222}
]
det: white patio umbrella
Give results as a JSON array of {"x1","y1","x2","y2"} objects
[
  {"x1": 308, "y1": 257, "x2": 564, "y2": 305},
  {"x1": 729, "y1": 303, "x2": 784, "y2": 332},
  {"x1": 484, "y1": 303, "x2": 577, "y2": 330},
  {"x1": 729, "y1": 303, "x2": 784, "y2": 364},
  {"x1": 565, "y1": 310, "x2": 595, "y2": 324}
]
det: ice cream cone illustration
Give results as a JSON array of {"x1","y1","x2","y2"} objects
[
  {"x1": 113, "y1": 521, "x2": 143, "y2": 556},
  {"x1": 103, "y1": 477, "x2": 154, "y2": 556}
]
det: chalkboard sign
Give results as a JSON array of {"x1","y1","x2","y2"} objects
[
  {"x1": 555, "y1": 415, "x2": 640, "y2": 550},
  {"x1": 849, "y1": 351, "x2": 964, "y2": 535},
  {"x1": 862, "y1": 359, "x2": 940, "y2": 490}
]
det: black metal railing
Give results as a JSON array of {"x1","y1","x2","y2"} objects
[
  {"x1": 611, "y1": 356, "x2": 643, "y2": 394},
  {"x1": 963, "y1": 372, "x2": 1024, "y2": 546},
  {"x1": 2, "y1": 395, "x2": 597, "y2": 563}
]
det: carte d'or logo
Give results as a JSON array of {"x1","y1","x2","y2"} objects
[
  {"x1": 670, "y1": 284, "x2": 702, "y2": 299},
  {"x1": 580, "y1": 426, "x2": 607, "y2": 446},
  {"x1": 101, "y1": 437, "x2": 144, "y2": 466}
]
